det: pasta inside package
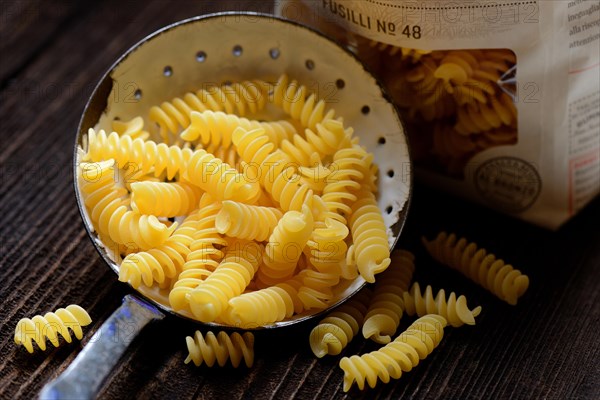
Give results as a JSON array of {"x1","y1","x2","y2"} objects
[
  {"x1": 277, "y1": 0, "x2": 600, "y2": 229},
  {"x1": 77, "y1": 74, "x2": 396, "y2": 327}
]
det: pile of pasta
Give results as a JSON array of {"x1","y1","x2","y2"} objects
[
  {"x1": 310, "y1": 235, "x2": 529, "y2": 391},
  {"x1": 360, "y1": 40, "x2": 517, "y2": 176},
  {"x1": 78, "y1": 74, "x2": 392, "y2": 327}
]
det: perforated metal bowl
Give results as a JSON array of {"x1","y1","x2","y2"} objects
[{"x1": 43, "y1": 12, "x2": 412, "y2": 400}]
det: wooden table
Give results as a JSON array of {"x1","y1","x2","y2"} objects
[{"x1": 1, "y1": 1, "x2": 598, "y2": 399}]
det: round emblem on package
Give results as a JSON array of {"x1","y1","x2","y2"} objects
[{"x1": 474, "y1": 157, "x2": 542, "y2": 213}]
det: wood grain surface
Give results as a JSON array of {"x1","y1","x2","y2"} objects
[{"x1": 1, "y1": 1, "x2": 599, "y2": 399}]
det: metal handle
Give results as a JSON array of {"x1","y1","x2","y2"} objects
[{"x1": 39, "y1": 295, "x2": 164, "y2": 400}]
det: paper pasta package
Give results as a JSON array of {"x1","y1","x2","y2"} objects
[{"x1": 276, "y1": 0, "x2": 600, "y2": 229}]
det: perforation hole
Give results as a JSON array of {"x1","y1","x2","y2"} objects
[
  {"x1": 196, "y1": 51, "x2": 207, "y2": 62},
  {"x1": 134, "y1": 89, "x2": 142, "y2": 100},
  {"x1": 163, "y1": 66, "x2": 173, "y2": 77},
  {"x1": 269, "y1": 48, "x2": 280, "y2": 59},
  {"x1": 305, "y1": 59, "x2": 315, "y2": 70},
  {"x1": 233, "y1": 45, "x2": 243, "y2": 57},
  {"x1": 378, "y1": 137, "x2": 386, "y2": 145},
  {"x1": 361, "y1": 105, "x2": 370, "y2": 115},
  {"x1": 336, "y1": 79, "x2": 345, "y2": 89}
]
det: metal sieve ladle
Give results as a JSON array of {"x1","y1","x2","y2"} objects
[{"x1": 41, "y1": 12, "x2": 412, "y2": 400}]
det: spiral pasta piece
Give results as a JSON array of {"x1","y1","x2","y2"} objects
[
  {"x1": 14, "y1": 305, "x2": 92, "y2": 353},
  {"x1": 258, "y1": 204, "x2": 314, "y2": 284},
  {"x1": 105, "y1": 205, "x2": 176, "y2": 250},
  {"x1": 181, "y1": 110, "x2": 296, "y2": 147},
  {"x1": 187, "y1": 241, "x2": 263, "y2": 322},
  {"x1": 78, "y1": 159, "x2": 126, "y2": 225},
  {"x1": 309, "y1": 288, "x2": 371, "y2": 358},
  {"x1": 280, "y1": 119, "x2": 352, "y2": 166},
  {"x1": 84, "y1": 129, "x2": 194, "y2": 180},
  {"x1": 321, "y1": 146, "x2": 373, "y2": 224},
  {"x1": 185, "y1": 330, "x2": 254, "y2": 368},
  {"x1": 339, "y1": 314, "x2": 447, "y2": 391},
  {"x1": 422, "y1": 231, "x2": 529, "y2": 305},
  {"x1": 78, "y1": 160, "x2": 176, "y2": 250},
  {"x1": 403, "y1": 282, "x2": 482, "y2": 327},
  {"x1": 347, "y1": 189, "x2": 391, "y2": 283},
  {"x1": 169, "y1": 198, "x2": 228, "y2": 312},
  {"x1": 119, "y1": 210, "x2": 202, "y2": 289},
  {"x1": 225, "y1": 275, "x2": 305, "y2": 328},
  {"x1": 184, "y1": 148, "x2": 259, "y2": 203},
  {"x1": 149, "y1": 79, "x2": 269, "y2": 142},
  {"x1": 216, "y1": 201, "x2": 283, "y2": 242},
  {"x1": 231, "y1": 126, "x2": 316, "y2": 211},
  {"x1": 130, "y1": 181, "x2": 203, "y2": 217},
  {"x1": 272, "y1": 74, "x2": 335, "y2": 131},
  {"x1": 362, "y1": 250, "x2": 415, "y2": 344},
  {"x1": 305, "y1": 218, "x2": 349, "y2": 278},
  {"x1": 111, "y1": 116, "x2": 149, "y2": 140}
]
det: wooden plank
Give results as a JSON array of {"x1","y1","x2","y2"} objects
[{"x1": 0, "y1": 0, "x2": 87, "y2": 84}]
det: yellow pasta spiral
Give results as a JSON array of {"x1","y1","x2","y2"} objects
[
  {"x1": 84, "y1": 129, "x2": 194, "y2": 180},
  {"x1": 215, "y1": 200, "x2": 283, "y2": 242},
  {"x1": 169, "y1": 198, "x2": 228, "y2": 312},
  {"x1": 225, "y1": 279, "x2": 303, "y2": 328},
  {"x1": 78, "y1": 159, "x2": 125, "y2": 223},
  {"x1": 432, "y1": 123, "x2": 477, "y2": 160},
  {"x1": 184, "y1": 148, "x2": 259, "y2": 203},
  {"x1": 111, "y1": 116, "x2": 149, "y2": 140},
  {"x1": 362, "y1": 250, "x2": 415, "y2": 344},
  {"x1": 181, "y1": 110, "x2": 295, "y2": 147},
  {"x1": 403, "y1": 282, "x2": 482, "y2": 327},
  {"x1": 187, "y1": 241, "x2": 263, "y2": 322},
  {"x1": 258, "y1": 204, "x2": 314, "y2": 285},
  {"x1": 105, "y1": 205, "x2": 177, "y2": 250},
  {"x1": 200, "y1": 142, "x2": 241, "y2": 171},
  {"x1": 231, "y1": 126, "x2": 317, "y2": 212},
  {"x1": 296, "y1": 270, "x2": 335, "y2": 310},
  {"x1": 339, "y1": 314, "x2": 447, "y2": 392},
  {"x1": 305, "y1": 218, "x2": 349, "y2": 277},
  {"x1": 454, "y1": 92, "x2": 517, "y2": 135},
  {"x1": 185, "y1": 330, "x2": 254, "y2": 368},
  {"x1": 78, "y1": 160, "x2": 176, "y2": 250},
  {"x1": 309, "y1": 287, "x2": 371, "y2": 358},
  {"x1": 370, "y1": 40, "x2": 431, "y2": 61},
  {"x1": 347, "y1": 189, "x2": 391, "y2": 283},
  {"x1": 272, "y1": 74, "x2": 335, "y2": 131},
  {"x1": 149, "y1": 79, "x2": 269, "y2": 142},
  {"x1": 130, "y1": 181, "x2": 203, "y2": 217},
  {"x1": 321, "y1": 146, "x2": 373, "y2": 224},
  {"x1": 14, "y1": 305, "x2": 92, "y2": 353},
  {"x1": 422, "y1": 231, "x2": 530, "y2": 305},
  {"x1": 118, "y1": 210, "x2": 201, "y2": 289},
  {"x1": 280, "y1": 119, "x2": 352, "y2": 166}
]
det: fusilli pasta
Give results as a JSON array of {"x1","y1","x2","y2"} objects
[
  {"x1": 347, "y1": 189, "x2": 391, "y2": 283},
  {"x1": 403, "y1": 282, "x2": 482, "y2": 327},
  {"x1": 422, "y1": 231, "x2": 529, "y2": 305},
  {"x1": 15, "y1": 305, "x2": 92, "y2": 353},
  {"x1": 130, "y1": 181, "x2": 203, "y2": 217},
  {"x1": 216, "y1": 201, "x2": 283, "y2": 242},
  {"x1": 185, "y1": 330, "x2": 254, "y2": 368},
  {"x1": 309, "y1": 288, "x2": 371, "y2": 358},
  {"x1": 149, "y1": 79, "x2": 269, "y2": 142},
  {"x1": 362, "y1": 250, "x2": 415, "y2": 344},
  {"x1": 339, "y1": 314, "x2": 447, "y2": 391}
]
